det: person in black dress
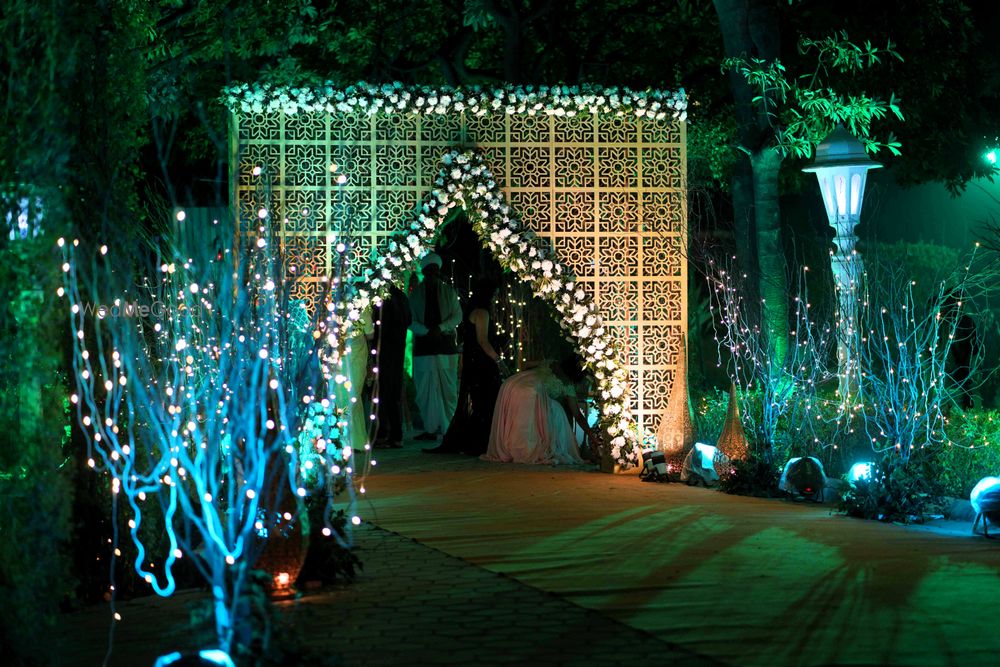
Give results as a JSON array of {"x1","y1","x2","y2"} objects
[
  {"x1": 373, "y1": 284, "x2": 411, "y2": 448},
  {"x1": 425, "y1": 280, "x2": 503, "y2": 455}
]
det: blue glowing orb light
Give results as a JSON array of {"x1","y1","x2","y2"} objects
[
  {"x1": 848, "y1": 462, "x2": 874, "y2": 484},
  {"x1": 59, "y1": 193, "x2": 360, "y2": 653}
]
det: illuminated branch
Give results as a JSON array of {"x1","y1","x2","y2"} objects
[
  {"x1": 706, "y1": 257, "x2": 840, "y2": 457},
  {"x1": 59, "y1": 210, "x2": 346, "y2": 654},
  {"x1": 851, "y1": 247, "x2": 995, "y2": 460}
]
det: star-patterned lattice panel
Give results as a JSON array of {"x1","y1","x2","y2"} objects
[{"x1": 233, "y1": 109, "x2": 686, "y2": 433}]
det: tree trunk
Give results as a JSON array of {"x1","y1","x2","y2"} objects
[
  {"x1": 730, "y1": 159, "x2": 757, "y2": 291},
  {"x1": 752, "y1": 147, "x2": 788, "y2": 368},
  {"x1": 713, "y1": 0, "x2": 789, "y2": 369}
]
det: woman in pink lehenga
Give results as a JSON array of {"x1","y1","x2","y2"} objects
[{"x1": 483, "y1": 356, "x2": 597, "y2": 465}]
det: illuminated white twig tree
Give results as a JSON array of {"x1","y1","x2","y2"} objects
[
  {"x1": 60, "y1": 213, "x2": 341, "y2": 655},
  {"x1": 706, "y1": 258, "x2": 840, "y2": 459},
  {"x1": 850, "y1": 249, "x2": 993, "y2": 462}
]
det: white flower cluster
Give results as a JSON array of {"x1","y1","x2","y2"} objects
[
  {"x1": 338, "y1": 149, "x2": 641, "y2": 467},
  {"x1": 222, "y1": 82, "x2": 687, "y2": 122}
]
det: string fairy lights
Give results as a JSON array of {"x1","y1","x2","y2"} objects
[
  {"x1": 706, "y1": 258, "x2": 841, "y2": 455},
  {"x1": 60, "y1": 177, "x2": 360, "y2": 655},
  {"x1": 849, "y1": 245, "x2": 996, "y2": 460},
  {"x1": 705, "y1": 242, "x2": 997, "y2": 466}
]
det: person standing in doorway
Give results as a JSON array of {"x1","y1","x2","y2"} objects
[
  {"x1": 372, "y1": 284, "x2": 411, "y2": 449},
  {"x1": 409, "y1": 253, "x2": 462, "y2": 441},
  {"x1": 428, "y1": 279, "x2": 504, "y2": 455}
]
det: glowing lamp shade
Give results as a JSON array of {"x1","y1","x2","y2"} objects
[
  {"x1": 803, "y1": 127, "x2": 881, "y2": 401},
  {"x1": 848, "y1": 462, "x2": 874, "y2": 484},
  {"x1": 802, "y1": 125, "x2": 882, "y2": 222}
]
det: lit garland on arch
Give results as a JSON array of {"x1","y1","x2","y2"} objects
[
  {"x1": 339, "y1": 149, "x2": 642, "y2": 467},
  {"x1": 222, "y1": 81, "x2": 687, "y2": 121}
]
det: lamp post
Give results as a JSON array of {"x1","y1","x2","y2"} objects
[{"x1": 802, "y1": 126, "x2": 881, "y2": 401}]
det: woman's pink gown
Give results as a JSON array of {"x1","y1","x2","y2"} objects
[{"x1": 482, "y1": 366, "x2": 584, "y2": 465}]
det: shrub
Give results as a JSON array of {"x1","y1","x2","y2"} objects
[
  {"x1": 936, "y1": 409, "x2": 1000, "y2": 498},
  {"x1": 694, "y1": 385, "x2": 851, "y2": 476},
  {"x1": 692, "y1": 387, "x2": 731, "y2": 444},
  {"x1": 0, "y1": 237, "x2": 74, "y2": 664},
  {"x1": 771, "y1": 389, "x2": 852, "y2": 476},
  {"x1": 839, "y1": 449, "x2": 946, "y2": 523},
  {"x1": 718, "y1": 457, "x2": 782, "y2": 498}
]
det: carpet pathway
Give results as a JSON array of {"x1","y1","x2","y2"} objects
[
  {"x1": 58, "y1": 444, "x2": 999, "y2": 666},
  {"x1": 357, "y1": 447, "x2": 1000, "y2": 667},
  {"x1": 58, "y1": 524, "x2": 717, "y2": 666}
]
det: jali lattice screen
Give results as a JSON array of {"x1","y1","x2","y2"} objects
[{"x1": 232, "y1": 106, "x2": 686, "y2": 435}]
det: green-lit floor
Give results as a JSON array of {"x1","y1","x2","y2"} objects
[
  {"x1": 60, "y1": 442, "x2": 998, "y2": 666},
  {"x1": 360, "y1": 445, "x2": 999, "y2": 667}
]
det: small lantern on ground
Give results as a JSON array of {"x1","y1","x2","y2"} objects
[{"x1": 802, "y1": 126, "x2": 882, "y2": 401}]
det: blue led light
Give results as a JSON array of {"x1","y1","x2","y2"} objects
[{"x1": 848, "y1": 462, "x2": 873, "y2": 484}]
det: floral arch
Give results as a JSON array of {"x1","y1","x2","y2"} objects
[{"x1": 226, "y1": 83, "x2": 689, "y2": 468}]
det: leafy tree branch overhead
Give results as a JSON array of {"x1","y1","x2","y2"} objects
[{"x1": 723, "y1": 31, "x2": 905, "y2": 159}]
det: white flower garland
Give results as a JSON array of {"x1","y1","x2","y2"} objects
[
  {"x1": 222, "y1": 82, "x2": 687, "y2": 122},
  {"x1": 344, "y1": 149, "x2": 641, "y2": 467}
]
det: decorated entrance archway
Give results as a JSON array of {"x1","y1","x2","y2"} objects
[{"x1": 226, "y1": 83, "x2": 688, "y2": 467}]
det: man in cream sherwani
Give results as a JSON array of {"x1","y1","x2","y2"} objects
[{"x1": 409, "y1": 253, "x2": 462, "y2": 442}]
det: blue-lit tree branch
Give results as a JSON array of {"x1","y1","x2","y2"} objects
[
  {"x1": 58, "y1": 203, "x2": 347, "y2": 654},
  {"x1": 850, "y1": 247, "x2": 997, "y2": 460},
  {"x1": 706, "y1": 257, "x2": 840, "y2": 456}
]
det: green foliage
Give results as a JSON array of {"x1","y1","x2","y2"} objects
[
  {"x1": 864, "y1": 242, "x2": 963, "y2": 299},
  {"x1": 687, "y1": 112, "x2": 738, "y2": 189},
  {"x1": 0, "y1": 457, "x2": 73, "y2": 665},
  {"x1": 723, "y1": 30, "x2": 904, "y2": 159},
  {"x1": 0, "y1": 0, "x2": 75, "y2": 190},
  {"x1": 0, "y1": 238, "x2": 73, "y2": 665},
  {"x1": 819, "y1": 1, "x2": 1000, "y2": 191},
  {"x1": 718, "y1": 456, "x2": 782, "y2": 498},
  {"x1": 771, "y1": 391, "x2": 851, "y2": 476},
  {"x1": 692, "y1": 387, "x2": 731, "y2": 445},
  {"x1": 693, "y1": 384, "x2": 850, "y2": 474},
  {"x1": 839, "y1": 449, "x2": 946, "y2": 523},
  {"x1": 936, "y1": 409, "x2": 1000, "y2": 498}
]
